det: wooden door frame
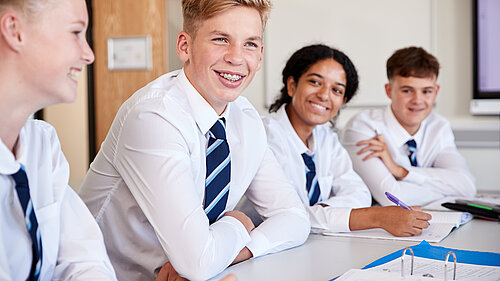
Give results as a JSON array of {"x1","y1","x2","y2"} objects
[{"x1": 86, "y1": 0, "x2": 97, "y2": 162}]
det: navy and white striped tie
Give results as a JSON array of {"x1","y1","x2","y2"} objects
[
  {"x1": 301, "y1": 153, "x2": 321, "y2": 206},
  {"x1": 204, "y1": 118, "x2": 231, "y2": 224},
  {"x1": 406, "y1": 139, "x2": 418, "y2": 167},
  {"x1": 11, "y1": 165, "x2": 42, "y2": 281}
]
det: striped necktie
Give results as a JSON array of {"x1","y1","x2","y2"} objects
[
  {"x1": 204, "y1": 118, "x2": 231, "y2": 224},
  {"x1": 11, "y1": 165, "x2": 42, "y2": 280},
  {"x1": 406, "y1": 139, "x2": 418, "y2": 167},
  {"x1": 301, "y1": 153, "x2": 321, "y2": 206}
]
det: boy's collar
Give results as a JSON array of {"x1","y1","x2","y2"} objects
[
  {"x1": 178, "y1": 68, "x2": 231, "y2": 136},
  {"x1": 384, "y1": 106, "x2": 426, "y2": 148}
]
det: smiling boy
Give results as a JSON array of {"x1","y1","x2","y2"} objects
[
  {"x1": 341, "y1": 46, "x2": 476, "y2": 206},
  {"x1": 78, "y1": 0, "x2": 309, "y2": 280}
]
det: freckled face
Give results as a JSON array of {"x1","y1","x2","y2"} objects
[{"x1": 286, "y1": 58, "x2": 347, "y2": 133}]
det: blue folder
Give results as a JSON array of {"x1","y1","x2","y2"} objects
[{"x1": 363, "y1": 240, "x2": 500, "y2": 269}]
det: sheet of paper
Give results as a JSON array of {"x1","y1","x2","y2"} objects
[
  {"x1": 368, "y1": 256, "x2": 500, "y2": 281},
  {"x1": 336, "y1": 268, "x2": 444, "y2": 281},
  {"x1": 322, "y1": 211, "x2": 471, "y2": 243}
]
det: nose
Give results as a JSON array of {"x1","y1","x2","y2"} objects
[
  {"x1": 317, "y1": 85, "x2": 330, "y2": 101},
  {"x1": 82, "y1": 40, "x2": 95, "y2": 65},
  {"x1": 224, "y1": 45, "x2": 244, "y2": 65},
  {"x1": 412, "y1": 91, "x2": 424, "y2": 103}
]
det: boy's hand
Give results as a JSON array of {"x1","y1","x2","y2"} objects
[
  {"x1": 155, "y1": 262, "x2": 187, "y2": 281},
  {"x1": 224, "y1": 210, "x2": 255, "y2": 234},
  {"x1": 376, "y1": 206, "x2": 432, "y2": 237},
  {"x1": 231, "y1": 247, "x2": 253, "y2": 265},
  {"x1": 356, "y1": 134, "x2": 408, "y2": 179}
]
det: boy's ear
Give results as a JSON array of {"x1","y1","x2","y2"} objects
[
  {"x1": 176, "y1": 31, "x2": 191, "y2": 63},
  {"x1": 255, "y1": 44, "x2": 264, "y2": 71},
  {"x1": 384, "y1": 83, "x2": 392, "y2": 100},
  {"x1": 0, "y1": 11, "x2": 24, "y2": 52},
  {"x1": 286, "y1": 76, "x2": 296, "y2": 97}
]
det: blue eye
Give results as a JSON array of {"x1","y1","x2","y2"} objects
[
  {"x1": 246, "y1": 42, "x2": 258, "y2": 48},
  {"x1": 213, "y1": 38, "x2": 227, "y2": 43}
]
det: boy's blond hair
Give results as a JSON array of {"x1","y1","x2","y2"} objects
[{"x1": 182, "y1": 0, "x2": 271, "y2": 37}]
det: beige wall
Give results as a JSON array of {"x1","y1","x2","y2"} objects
[{"x1": 44, "y1": 67, "x2": 89, "y2": 188}]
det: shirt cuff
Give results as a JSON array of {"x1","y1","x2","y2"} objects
[
  {"x1": 402, "y1": 167, "x2": 426, "y2": 185},
  {"x1": 245, "y1": 228, "x2": 270, "y2": 258},
  {"x1": 217, "y1": 215, "x2": 252, "y2": 248},
  {"x1": 308, "y1": 205, "x2": 352, "y2": 233}
]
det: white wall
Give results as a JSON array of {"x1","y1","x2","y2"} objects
[{"x1": 167, "y1": 0, "x2": 500, "y2": 191}]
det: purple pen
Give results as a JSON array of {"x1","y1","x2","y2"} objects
[{"x1": 385, "y1": 192, "x2": 412, "y2": 210}]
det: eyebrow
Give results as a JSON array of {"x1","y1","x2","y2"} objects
[
  {"x1": 71, "y1": 20, "x2": 87, "y2": 27},
  {"x1": 209, "y1": 30, "x2": 262, "y2": 42},
  {"x1": 306, "y1": 73, "x2": 346, "y2": 88},
  {"x1": 400, "y1": 85, "x2": 435, "y2": 89}
]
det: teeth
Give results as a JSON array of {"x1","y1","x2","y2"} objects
[
  {"x1": 219, "y1": 72, "x2": 242, "y2": 82},
  {"x1": 311, "y1": 103, "x2": 327, "y2": 110},
  {"x1": 68, "y1": 70, "x2": 80, "y2": 80}
]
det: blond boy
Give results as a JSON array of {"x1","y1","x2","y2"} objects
[{"x1": 79, "y1": 1, "x2": 309, "y2": 280}]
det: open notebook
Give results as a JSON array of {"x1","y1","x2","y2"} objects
[{"x1": 322, "y1": 211, "x2": 472, "y2": 242}]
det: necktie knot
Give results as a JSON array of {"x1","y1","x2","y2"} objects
[
  {"x1": 406, "y1": 139, "x2": 418, "y2": 167},
  {"x1": 301, "y1": 153, "x2": 316, "y2": 173},
  {"x1": 406, "y1": 139, "x2": 417, "y2": 150},
  {"x1": 301, "y1": 153, "x2": 321, "y2": 206},
  {"x1": 209, "y1": 118, "x2": 226, "y2": 140},
  {"x1": 11, "y1": 166, "x2": 29, "y2": 188}
]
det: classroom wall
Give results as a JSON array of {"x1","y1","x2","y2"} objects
[
  {"x1": 46, "y1": 0, "x2": 499, "y2": 191},
  {"x1": 167, "y1": 0, "x2": 499, "y2": 190}
]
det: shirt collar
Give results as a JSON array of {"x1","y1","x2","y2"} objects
[
  {"x1": 178, "y1": 68, "x2": 231, "y2": 135},
  {"x1": 276, "y1": 106, "x2": 313, "y2": 155},
  {"x1": 0, "y1": 128, "x2": 25, "y2": 175},
  {"x1": 384, "y1": 105, "x2": 426, "y2": 148}
]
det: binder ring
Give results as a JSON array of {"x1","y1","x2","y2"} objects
[
  {"x1": 444, "y1": 251, "x2": 457, "y2": 281},
  {"x1": 400, "y1": 247, "x2": 414, "y2": 277}
]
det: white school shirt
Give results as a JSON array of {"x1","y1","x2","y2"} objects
[
  {"x1": 262, "y1": 107, "x2": 371, "y2": 233},
  {"x1": 79, "y1": 69, "x2": 310, "y2": 281},
  {"x1": 0, "y1": 120, "x2": 116, "y2": 281},
  {"x1": 341, "y1": 106, "x2": 476, "y2": 206}
]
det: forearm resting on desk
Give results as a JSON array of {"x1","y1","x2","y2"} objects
[{"x1": 349, "y1": 206, "x2": 431, "y2": 237}]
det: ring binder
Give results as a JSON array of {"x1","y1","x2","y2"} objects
[
  {"x1": 400, "y1": 247, "x2": 414, "y2": 277},
  {"x1": 444, "y1": 251, "x2": 457, "y2": 281}
]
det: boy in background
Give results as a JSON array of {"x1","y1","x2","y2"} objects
[{"x1": 341, "y1": 46, "x2": 476, "y2": 207}]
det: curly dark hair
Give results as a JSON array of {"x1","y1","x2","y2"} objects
[{"x1": 269, "y1": 44, "x2": 359, "y2": 113}]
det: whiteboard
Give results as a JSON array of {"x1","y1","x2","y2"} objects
[{"x1": 263, "y1": 0, "x2": 436, "y2": 107}]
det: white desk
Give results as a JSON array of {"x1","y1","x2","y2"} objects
[{"x1": 210, "y1": 219, "x2": 500, "y2": 281}]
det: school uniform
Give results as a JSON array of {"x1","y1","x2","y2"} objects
[
  {"x1": 79, "y1": 69, "x2": 310, "y2": 281},
  {"x1": 262, "y1": 106, "x2": 372, "y2": 233},
  {"x1": 0, "y1": 120, "x2": 116, "y2": 281},
  {"x1": 341, "y1": 106, "x2": 476, "y2": 206}
]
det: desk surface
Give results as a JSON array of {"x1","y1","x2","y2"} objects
[{"x1": 210, "y1": 219, "x2": 500, "y2": 281}]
